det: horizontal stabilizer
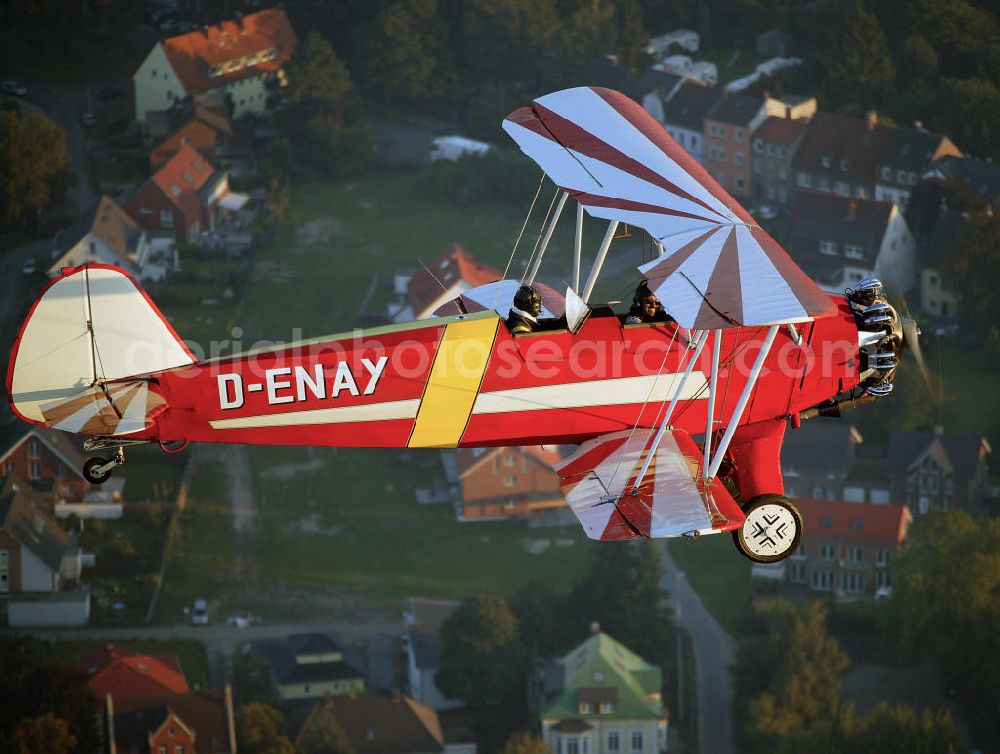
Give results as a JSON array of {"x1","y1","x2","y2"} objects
[
  {"x1": 555, "y1": 428, "x2": 745, "y2": 541},
  {"x1": 40, "y1": 380, "x2": 167, "y2": 437}
]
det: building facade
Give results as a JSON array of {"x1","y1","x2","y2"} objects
[{"x1": 454, "y1": 446, "x2": 566, "y2": 524}]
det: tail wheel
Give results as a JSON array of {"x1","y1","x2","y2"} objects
[
  {"x1": 732, "y1": 494, "x2": 803, "y2": 563},
  {"x1": 83, "y1": 457, "x2": 111, "y2": 485}
]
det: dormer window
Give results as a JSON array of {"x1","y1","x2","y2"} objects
[{"x1": 170, "y1": 184, "x2": 182, "y2": 197}]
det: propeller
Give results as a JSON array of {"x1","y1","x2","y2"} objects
[{"x1": 896, "y1": 296, "x2": 933, "y2": 392}]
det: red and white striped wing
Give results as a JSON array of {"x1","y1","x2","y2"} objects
[
  {"x1": 502, "y1": 86, "x2": 836, "y2": 329},
  {"x1": 554, "y1": 428, "x2": 745, "y2": 541}
]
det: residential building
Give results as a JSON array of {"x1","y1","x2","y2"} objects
[
  {"x1": 48, "y1": 196, "x2": 147, "y2": 279},
  {"x1": 875, "y1": 127, "x2": 961, "y2": 208},
  {"x1": 453, "y1": 445, "x2": 568, "y2": 525},
  {"x1": 391, "y1": 243, "x2": 501, "y2": 322},
  {"x1": 287, "y1": 694, "x2": 471, "y2": 754},
  {"x1": 149, "y1": 105, "x2": 233, "y2": 170},
  {"x1": 782, "y1": 422, "x2": 865, "y2": 501},
  {"x1": 783, "y1": 191, "x2": 916, "y2": 294},
  {"x1": 787, "y1": 498, "x2": 910, "y2": 596},
  {"x1": 89, "y1": 652, "x2": 190, "y2": 700},
  {"x1": 750, "y1": 115, "x2": 809, "y2": 208},
  {"x1": 647, "y1": 29, "x2": 699, "y2": 58},
  {"x1": 0, "y1": 425, "x2": 102, "y2": 504},
  {"x1": 105, "y1": 686, "x2": 237, "y2": 754},
  {"x1": 653, "y1": 81, "x2": 722, "y2": 163},
  {"x1": 263, "y1": 633, "x2": 366, "y2": 701},
  {"x1": 917, "y1": 207, "x2": 968, "y2": 322},
  {"x1": 403, "y1": 598, "x2": 462, "y2": 710},
  {"x1": 539, "y1": 631, "x2": 668, "y2": 754},
  {"x1": 884, "y1": 428, "x2": 991, "y2": 514},
  {"x1": 0, "y1": 474, "x2": 90, "y2": 627},
  {"x1": 924, "y1": 154, "x2": 1000, "y2": 211},
  {"x1": 133, "y1": 7, "x2": 297, "y2": 123},
  {"x1": 124, "y1": 145, "x2": 244, "y2": 244},
  {"x1": 792, "y1": 111, "x2": 886, "y2": 200},
  {"x1": 574, "y1": 60, "x2": 682, "y2": 108}
]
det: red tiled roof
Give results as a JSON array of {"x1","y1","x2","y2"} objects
[
  {"x1": 151, "y1": 144, "x2": 215, "y2": 218},
  {"x1": 89, "y1": 654, "x2": 190, "y2": 699},
  {"x1": 796, "y1": 498, "x2": 910, "y2": 544},
  {"x1": 79, "y1": 643, "x2": 139, "y2": 674},
  {"x1": 162, "y1": 7, "x2": 298, "y2": 95},
  {"x1": 754, "y1": 115, "x2": 809, "y2": 146},
  {"x1": 407, "y1": 243, "x2": 501, "y2": 318},
  {"x1": 456, "y1": 445, "x2": 562, "y2": 478},
  {"x1": 111, "y1": 689, "x2": 232, "y2": 754},
  {"x1": 150, "y1": 120, "x2": 219, "y2": 171}
]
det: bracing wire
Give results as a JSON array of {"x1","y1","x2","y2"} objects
[
  {"x1": 520, "y1": 186, "x2": 561, "y2": 284},
  {"x1": 502, "y1": 171, "x2": 546, "y2": 282}
]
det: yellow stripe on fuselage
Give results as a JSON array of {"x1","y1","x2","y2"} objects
[{"x1": 409, "y1": 316, "x2": 499, "y2": 448}]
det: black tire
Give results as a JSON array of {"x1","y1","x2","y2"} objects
[
  {"x1": 731, "y1": 493, "x2": 803, "y2": 564},
  {"x1": 83, "y1": 457, "x2": 111, "y2": 485}
]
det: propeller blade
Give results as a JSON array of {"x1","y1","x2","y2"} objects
[{"x1": 901, "y1": 316, "x2": 933, "y2": 391}]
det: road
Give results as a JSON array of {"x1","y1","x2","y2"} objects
[{"x1": 661, "y1": 543, "x2": 737, "y2": 754}]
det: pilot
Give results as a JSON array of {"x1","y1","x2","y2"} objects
[
  {"x1": 506, "y1": 284, "x2": 543, "y2": 335},
  {"x1": 625, "y1": 282, "x2": 668, "y2": 324}
]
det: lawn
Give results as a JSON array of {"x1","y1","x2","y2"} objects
[
  {"x1": 668, "y1": 534, "x2": 754, "y2": 635},
  {"x1": 50, "y1": 638, "x2": 210, "y2": 689}
]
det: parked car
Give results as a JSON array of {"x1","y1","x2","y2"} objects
[
  {"x1": 21, "y1": 258, "x2": 36, "y2": 276},
  {"x1": 81, "y1": 109, "x2": 96, "y2": 127},
  {"x1": 191, "y1": 598, "x2": 209, "y2": 625},
  {"x1": 1, "y1": 80, "x2": 27, "y2": 97}
]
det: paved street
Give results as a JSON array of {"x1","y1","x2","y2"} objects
[{"x1": 661, "y1": 543, "x2": 737, "y2": 754}]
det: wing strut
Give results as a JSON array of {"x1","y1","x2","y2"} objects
[
  {"x1": 705, "y1": 325, "x2": 780, "y2": 478},
  {"x1": 573, "y1": 202, "x2": 584, "y2": 291},
  {"x1": 631, "y1": 329, "x2": 709, "y2": 494},
  {"x1": 703, "y1": 329, "x2": 723, "y2": 480},
  {"x1": 526, "y1": 190, "x2": 569, "y2": 284},
  {"x1": 582, "y1": 220, "x2": 620, "y2": 301}
]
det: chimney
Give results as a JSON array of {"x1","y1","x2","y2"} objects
[
  {"x1": 866, "y1": 110, "x2": 877, "y2": 131},
  {"x1": 914, "y1": 120, "x2": 924, "y2": 131},
  {"x1": 846, "y1": 200, "x2": 858, "y2": 222},
  {"x1": 590, "y1": 621, "x2": 601, "y2": 634}
]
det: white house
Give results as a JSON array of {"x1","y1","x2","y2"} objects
[
  {"x1": 647, "y1": 29, "x2": 699, "y2": 59},
  {"x1": 650, "y1": 80, "x2": 723, "y2": 164},
  {"x1": 403, "y1": 598, "x2": 463, "y2": 710},
  {"x1": 48, "y1": 196, "x2": 153, "y2": 279},
  {"x1": 133, "y1": 7, "x2": 297, "y2": 123}
]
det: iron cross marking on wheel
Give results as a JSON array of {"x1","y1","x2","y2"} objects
[{"x1": 752, "y1": 513, "x2": 783, "y2": 548}]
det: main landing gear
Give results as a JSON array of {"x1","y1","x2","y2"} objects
[
  {"x1": 732, "y1": 494, "x2": 803, "y2": 563},
  {"x1": 81, "y1": 438, "x2": 147, "y2": 485}
]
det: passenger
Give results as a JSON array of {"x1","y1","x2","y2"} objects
[
  {"x1": 625, "y1": 282, "x2": 668, "y2": 324},
  {"x1": 506, "y1": 284, "x2": 543, "y2": 335}
]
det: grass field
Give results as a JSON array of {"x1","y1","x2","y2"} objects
[{"x1": 668, "y1": 535, "x2": 754, "y2": 635}]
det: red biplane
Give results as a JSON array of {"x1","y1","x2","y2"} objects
[{"x1": 6, "y1": 87, "x2": 919, "y2": 562}]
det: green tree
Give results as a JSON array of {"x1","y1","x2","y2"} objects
[
  {"x1": 435, "y1": 595, "x2": 527, "y2": 707},
  {"x1": 498, "y1": 731, "x2": 553, "y2": 754},
  {"x1": 941, "y1": 212, "x2": 1000, "y2": 332},
  {"x1": 303, "y1": 115, "x2": 374, "y2": 179},
  {"x1": 0, "y1": 110, "x2": 69, "y2": 227},
  {"x1": 237, "y1": 702, "x2": 295, "y2": 754},
  {"x1": 826, "y1": 1, "x2": 895, "y2": 108},
  {"x1": 12, "y1": 712, "x2": 77, "y2": 754},
  {"x1": 617, "y1": 0, "x2": 650, "y2": 68},
  {"x1": 560, "y1": 0, "x2": 617, "y2": 60},
  {"x1": 850, "y1": 703, "x2": 964, "y2": 754},
  {"x1": 297, "y1": 705, "x2": 354, "y2": 754},
  {"x1": 895, "y1": 34, "x2": 939, "y2": 85},
  {"x1": 370, "y1": 0, "x2": 443, "y2": 100},
  {"x1": 232, "y1": 649, "x2": 273, "y2": 704},
  {"x1": 286, "y1": 31, "x2": 353, "y2": 119}
]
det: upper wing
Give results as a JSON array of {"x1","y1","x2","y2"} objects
[
  {"x1": 502, "y1": 86, "x2": 837, "y2": 329},
  {"x1": 554, "y1": 427, "x2": 745, "y2": 541}
]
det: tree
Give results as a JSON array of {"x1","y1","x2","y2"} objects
[
  {"x1": 825, "y1": 1, "x2": 895, "y2": 108},
  {"x1": 0, "y1": 110, "x2": 69, "y2": 227},
  {"x1": 232, "y1": 649, "x2": 273, "y2": 704},
  {"x1": 12, "y1": 712, "x2": 77, "y2": 754},
  {"x1": 895, "y1": 34, "x2": 939, "y2": 85},
  {"x1": 941, "y1": 212, "x2": 1000, "y2": 331},
  {"x1": 617, "y1": 0, "x2": 650, "y2": 69},
  {"x1": 237, "y1": 702, "x2": 295, "y2": 754},
  {"x1": 850, "y1": 703, "x2": 963, "y2": 754},
  {"x1": 286, "y1": 32, "x2": 353, "y2": 119},
  {"x1": 435, "y1": 595, "x2": 527, "y2": 707},
  {"x1": 297, "y1": 705, "x2": 354, "y2": 754},
  {"x1": 369, "y1": 0, "x2": 443, "y2": 100},
  {"x1": 498, "y1": 731, "x2": 553, "y2": 754}
]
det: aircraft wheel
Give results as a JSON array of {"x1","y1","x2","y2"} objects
[
  {"x1": 83, "y1": 457, "x2": 111, "y2": 485},
  {"x1": 732, "y1": 494, "x2": 802, "y2": 563}
]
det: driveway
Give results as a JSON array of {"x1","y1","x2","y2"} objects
[{"x1": 661, "y1": 543, "x2": 737, "y2": 754}]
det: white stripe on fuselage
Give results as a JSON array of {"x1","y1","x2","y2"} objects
[
  {"x1": 471, "y1": 372, "x2": 708, "y2": 415},
  {"x1": 207, "y1": 399, "x2": 421, "y2": 430}
]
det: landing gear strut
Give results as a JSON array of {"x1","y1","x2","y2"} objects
[{"x1": 82, "y1": 447, "x2": 125, "y2": 485}]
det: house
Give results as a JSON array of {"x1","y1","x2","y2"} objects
[
  {"x1": 403, "y1": 598, "x2": 462, "y2": 710},
  {"x1": 646, "y1": 29, "x2": 699, "y2": 58},
  {"x1": 391, "y1": 244, "x2": 501, "y2": 322},
  {"x1": 884, "y1": 428, "x2": 991, "y2": 514},
  {"x1": 924, "y1": 154, "x2": 1000, "y2": 211},
  {"x1": 703, "y1": 93, "x2": 780, "y2": 198},
  {"x1": 262, "y1": 633, "x2": 366, "y2": 701},
  {"x1": 0, "y1": 425, "x2": 102, "y2": 505},
  {"x1": 917, "y1": 208, "x2": 966, "y2": 322},
  {"x1": 105, "y1": 687, "x2": 237, "y2": 754},
  {"x1": 133, "y1": 7, "x2": 297, "y2": 123},
  {"x1": 782, "y1": 422, "x2": 865, "y2": 501},
  {"x1": 783, "y1": 191, "x2": 916, "y2": 294},
  {"x1": 539, "y1": 631, "x2": 668, "y2": 754},
  {"x1": 652, "y1": 80, "x2": 722, "y2": 163},
  {"x1": 48, "y1": 196, "x2": 147, "y2": 279},
  {"x1": 124, "y1": 145, "x2": 244, "y2": 244},
  {"x1": 287, "y1": 694, "x2": 468, "y2": 754},
  {"x1": 575, "y1": 59, "x2": 681, "y2": 107},
  {"x1": 750, "y1": 115, "x2": 809, "y2": 209},
  {"x1": 0, "y1": 473, "x2": 90, "y2": 627},
  {"x1": 89, "y1": 651, "x2": 190, "y2": 700},
  {"x1": 874, "y1": 126, "x2": 961, "y2": 209},
  {"x1": 453, "y1": 446, "x2": 568, "y2": 525},
  {"x1": 687, "y1": 61, "x2": 717, "y2": 86},
  {"x1": 149, "y1": 105, "x2": 233, "y2": 170},
  {"x1": 792, "y1": 110, "x2": 888, "y2": 200},
  {"x1": 783, "y1": 498, "x2": 910, "y2": 596}
]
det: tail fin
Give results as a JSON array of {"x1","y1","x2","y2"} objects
[{"x1": 7, "y1": 264, "x2": 194, "y2": 434}]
